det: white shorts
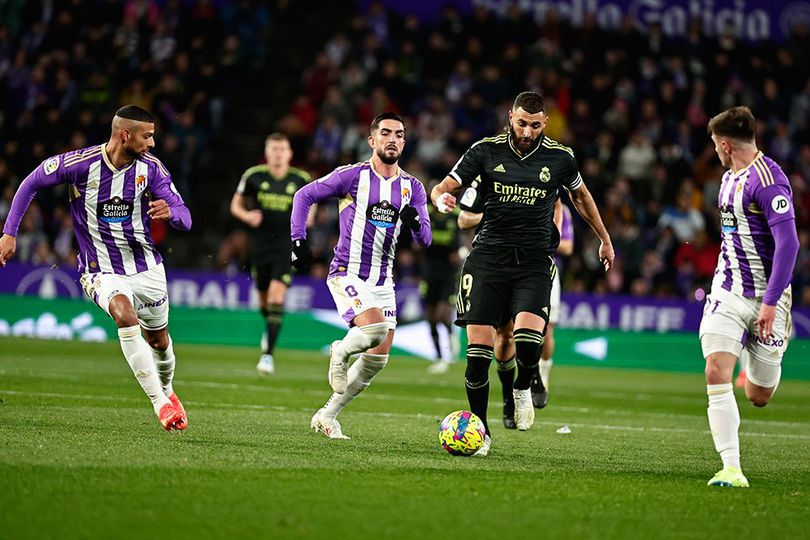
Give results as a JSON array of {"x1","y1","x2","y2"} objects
[
  {"x1": 80, "y1": 264, "x2": 170, "y2": 331},
  {"x1": 699, "y1": 287, "x2": 792, "y2": 387},
  {"x1": 327, "y1": 274, "x2": 397, "y2": 330},
  {"x1": 549, "y1": 270, "x2": 561, "y2": 325}
]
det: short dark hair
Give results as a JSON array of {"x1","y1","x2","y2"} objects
[
  {"x1": 512, "y1": 91, "x2": 544, "y2": 113},
  {"x1": 265, "y1": 132, "x2": 289, "y2": 144},
  {"x1": 370, "y1": 112, "x2": 404, "y2": 134},
  {"x1": 707, "y1": 106, "x2": 756, "y2": 141},
  {"x1": 114, "y1": 105, "x2": 154, "y2": 123}
]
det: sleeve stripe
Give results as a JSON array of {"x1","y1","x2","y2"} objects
[
  {"x1": 753, "y1": 159, "x2": 773, "y2": 187},
  {"x1": 142, "y1": 153, "x2": 169, "y2": 176},
  {"x1": 566, "y1": 172, "x2": 584, "y2": 190},
  {"x1": 448, "y1": 170, "x2": 463, "y2": 183}
]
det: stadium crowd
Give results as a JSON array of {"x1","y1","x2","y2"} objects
[
  {"x1": 2, "y1": 1, "x2": 810, "y2": 306},
  {"x1": 0, "y1": 0, "x2": 272, "y2": 265},
  {"x1": 275, "y1": 2, "x2": 810, "y2": 305}
]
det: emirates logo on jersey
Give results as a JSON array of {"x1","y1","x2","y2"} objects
[{"x1": 98, "y1": 196, "x2": 133, "y2": 223}]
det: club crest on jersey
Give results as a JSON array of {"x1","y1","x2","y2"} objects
[
  {"x1": 260, "y1": 181, "x2": 270, "y2": 191},
  {"x1": 367, "y1": 200, "x2": 399, "y2": 229},
  {"x1": 98, "y1": 196, "x2": 133, "y2": 223},
  {"x1": 401, "y1": 186, "x2": 411, "y2": 203},
  {"x1": 286, "y1": 182, "x2": 297, "y2": 194},
  {"x1": 135, "y1": 174, "x2": 147, "y2": 197},
  {"x1": 44, "y1": 156, "x2": 60, "y2": 175},
  {"x1": 539, "y1": 166, "x2": 551, "y2": 183}
]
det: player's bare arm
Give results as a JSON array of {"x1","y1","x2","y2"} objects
[
  {"x1": 567, "y1": 184, "x2": 614, "y2": 270},
  {"x1": 229, "y1": 192, "x2": 263, "y2": 228},
  {"x1": 553, "y1": 199, "x2": 574, "y2": 256},
  {"x1": 431, "y1": 176, "x2": 462, "y2": 213},
  {"x1": 457, "y1": 210, "x2": 482, "y2": 230}
]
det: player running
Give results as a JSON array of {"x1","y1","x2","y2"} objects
[
  {"x1": 289, "y1": 112, "x2": 431, "y2": 439},
  {"x1": 700, "y1": 106, "x2": 799, "y2": 488},
  {"x1": 0, "y1": 105, "x2": 191, "y2": 432},
  {"x1": 458, "y1": 191, "x2": 571, "y2": 428},
  {"x1": 230, "y1": 133, "x2": 310, "y2": 375},
  {"x1": 431, "y1": 92, "x2": 613, "y2": 455}
]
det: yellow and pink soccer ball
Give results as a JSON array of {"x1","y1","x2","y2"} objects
[{"x1": 438, "y1": 410, "x2": 486, "y2": 456}]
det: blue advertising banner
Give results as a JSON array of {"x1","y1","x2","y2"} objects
[{"x1": 361, "y1": 0, "x2": 810, "y2": 42}]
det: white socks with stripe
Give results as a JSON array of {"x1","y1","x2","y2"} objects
[
  {"x1": 322, "y1": 353, "x2": 388, "y2": 420},
  {"x1": 118, "y1": 326, "x2": 171, "y2": 414},
  {"x1": 150, "y1": 336, "x2": 176, "y2": 396},
  {"x1": 333, "y1": 322, "x2": 389, "y2": 361},
  {"x1": 706, "y1": 383, "x2": 740, "y2": 469}
]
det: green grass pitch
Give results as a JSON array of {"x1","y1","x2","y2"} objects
[{"x1": 1, "y1": 336, "x2": 809, "y2": 539}]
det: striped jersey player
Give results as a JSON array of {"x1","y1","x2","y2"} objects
[
  {"x1": 289, "y1": 112, "x2": 431, "y2": 439},
  {"x1": 0, "y1": 105, "x2": 191, "y2": 432},
  {"x1": 699, "y1": 106, "x2": 799, "y2": 488}
]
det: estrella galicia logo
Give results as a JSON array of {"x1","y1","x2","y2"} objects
[
  {"x1": 367, "y1": 200, "x2": 399, "y2": 229},
  {"x1": 720, "y1": 206, "x2": 737, "y2": 233},
  {"x1": 98, "y1": 197, "x2": 133, "y2": 223}
]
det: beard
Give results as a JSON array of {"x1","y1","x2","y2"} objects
[
  {"x1": 509, "y1": 125, "x2": 541, "y2": 154},
  {"x1": 377, "y1": 146, "x2": 400, "y2": 165},
  {"x1": 123, "y1": 144, "x2": 145, "y2": 159}
]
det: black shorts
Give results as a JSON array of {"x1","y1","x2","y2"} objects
[
  {"x1": 422, "y1": 262, "x2": 458, "y2": 305},
  {"x1": 455, "y1": 245, "x2": 554, "y2": 328},
  {"x1": 251, "y1": 255, "x2": 292, "y2": 291}
]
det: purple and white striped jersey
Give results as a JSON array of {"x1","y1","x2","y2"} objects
[
  {"x1": 291, "y1": 161, "x2": 431, "y2": 286},
  {"x1": 713, "y1": 152, "x2": 795, "y2": 300},
  {"x1": 2, "y1": 144, "x2": 191, "y2": 275}
]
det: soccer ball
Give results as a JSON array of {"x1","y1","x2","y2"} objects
[{"x1": 438, "y1": 410, "x2": 486, "y2": 456}]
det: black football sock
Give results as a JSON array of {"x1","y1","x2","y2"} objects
[
  {"x1": 465, "y1": 344, "x2": 493, "y2": 435},
  {"x1": 513, "y1": 328, "x2": 544, "y2": 390},
  {"x1": 429, "y1": 321, "x2": 442, "y2": 359},
  {"x1": 496, "y1": 356, "x2": 516, "y2": 405},
  {"x1": 263, "y1": 304, "x2": 284, "y2": 355}
]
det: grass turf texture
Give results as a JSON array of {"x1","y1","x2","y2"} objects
[{"x1": 1, "y1": 336, "x2": 809, "y2": 539}]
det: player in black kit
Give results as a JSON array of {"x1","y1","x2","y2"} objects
[
  {"x1": 230, "y1": 133, "x2": 310, "y2": 374},
  {"x1": 431, "y1": 92, "x2": 614, "y2": 455}
]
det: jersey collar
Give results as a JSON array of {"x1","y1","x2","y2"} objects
[
  {"x1": 730, "y1": 151, "x2": 763, "y2": 180},
  {"x1": 369, "y1": 160, "x2": 400, "y2": 181},
  {"x1": 508, "y1": 133, "x2": 544, "y2": 161},
  {"x1": 101, "y1": 144, "x2": 136, "y2": 174}
]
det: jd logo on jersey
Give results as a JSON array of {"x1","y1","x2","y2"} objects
[
  {"x1": 367, "y1": 200, "x2": 399, "y2": 229},
  {"x1": 98, "y1": 197, "x2": 134, "y2": 223}
]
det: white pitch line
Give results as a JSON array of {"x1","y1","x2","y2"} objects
[{"x1": 3, "y1": 389, "x2": 810, "y2": 441}]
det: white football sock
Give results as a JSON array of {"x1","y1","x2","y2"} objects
[
  {"x1": 539, "y1": 358, "x2": 553, "y2": 387},
  {"x1": 118, "y1": 326, "x2": 171, "y2": 414},
  {"x1": 322, "y1": 353, "x2": 388, "y2": 420},
  {"x1": 150, "y1": 335, "x2": 176, "y2": 396},
  {"x1": 334, "y1": 322, "x2": 388, "y2": 361},
  {"x1": 707, "y1": 383, "x2": 740, "y2": 469}
]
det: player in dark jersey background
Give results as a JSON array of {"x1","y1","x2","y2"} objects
[
  {"x1": 431, "y1": 91, "x2": 614, "y2": 455},
  {"x1": 422, "y1": 185, "x2": 461, "y2": 374},
  {"x1": 230, "y1": 132, "x2": 310, "y2": 375}
]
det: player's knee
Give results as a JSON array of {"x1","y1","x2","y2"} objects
[
  {"x1": 145, "y1": 330, "x2": 169, "y2": 351},
  {"x1": 110, "y1": 297, "x2": 138, "y2": 328},
  {"x1": 514, "y1": 328, "x2": 544, "y2": 368},
  {"x1": 465, "y1": 344, "x2": 493, "y2": 386},
  {"x1": 359, "y1": 322, "x2": 388, "y2": 349},
  {"x1": 746, "y1": 387, "x2": 772, "y2": 408}
]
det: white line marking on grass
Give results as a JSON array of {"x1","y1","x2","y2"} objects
[{"x1": 4, "y1": 389, "x2": 810, "y2": 441}]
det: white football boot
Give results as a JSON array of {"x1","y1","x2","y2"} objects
[
  {"x1": 256, "y1": 354, "x2": 275, "y2": 375},
  {"x1": 310, "y1": 409, "x2": 350, "y2": 440},
  {"x1": 473, "y1": 435, "x2": 492, "y2": 457}
]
